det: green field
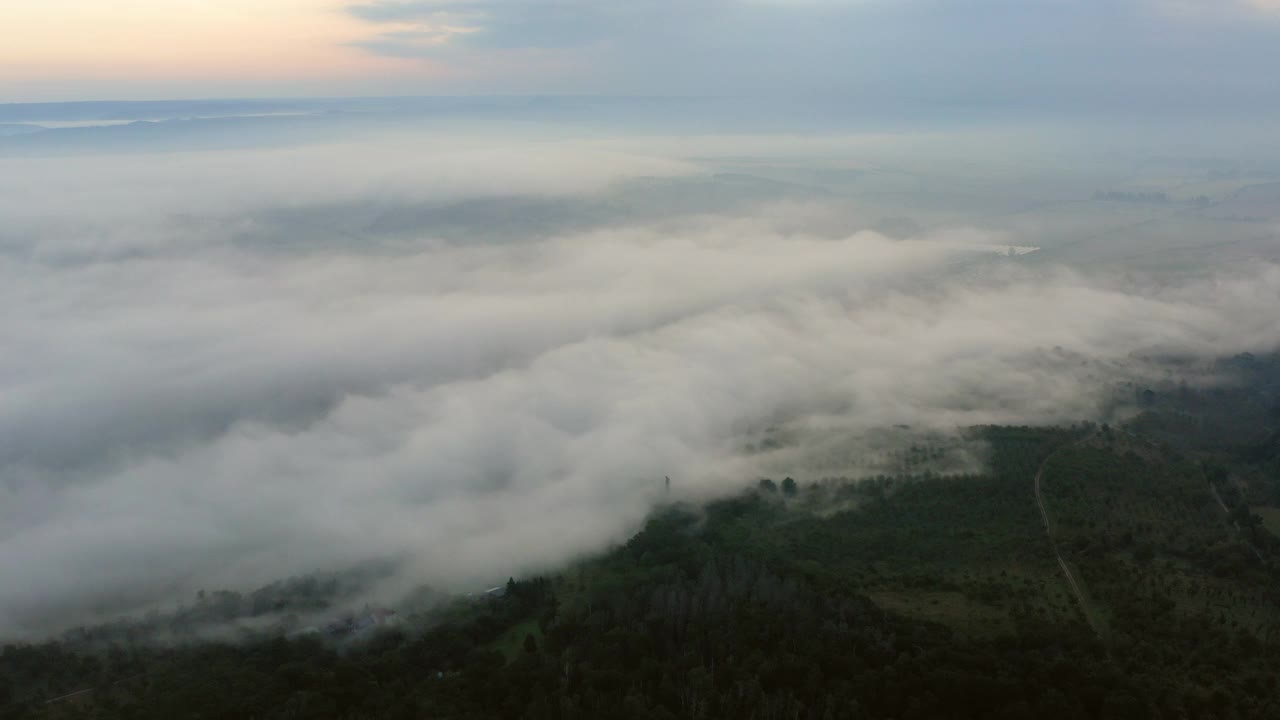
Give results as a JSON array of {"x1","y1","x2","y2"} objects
[{"x1": 1259, "y1": 507, "x2": 1280, "y2": 537}]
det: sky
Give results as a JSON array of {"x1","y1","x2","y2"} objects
[{"x1": 3, "y1": 0, "x2": 1280, "y2": 104}]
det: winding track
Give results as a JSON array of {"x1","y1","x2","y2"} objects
[{"x1": 1033, "y1": 455, "x2": 1102, "y2": 638}]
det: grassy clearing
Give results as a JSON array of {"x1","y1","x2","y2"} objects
[
  {"x1": 865, "y1": 589, "x2": 1014, "y2": 638},
  {"x1": 1258, "y1": 507, "x2": 1280, "y2": 537},
  {"x1": 489, "y1": 618, "x2": 543, "y2": 662}
]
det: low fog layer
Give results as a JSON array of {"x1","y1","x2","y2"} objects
[{"x1": 2, "y1": 125, "x2": 1279, "y2": 637}]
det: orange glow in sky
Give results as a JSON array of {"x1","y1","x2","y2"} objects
[{"x1": 0, "y1": 0, "x2": 421, "y2": 90}]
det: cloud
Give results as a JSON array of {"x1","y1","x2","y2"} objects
[
  {"x1": 1152, "y1": 0, "x2": 1280, "y2": 18},
  {"x1": 342, "y1": 0, "x2": 1280, "y2": 109},
  {"x1": 2, "y1": 124, "x2": 1280, "y2": 638},
  {"x1": 349, "y1": 1, "x2": 593, "y2": 50}
]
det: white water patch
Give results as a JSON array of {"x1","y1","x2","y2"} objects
[{"x1": 28, "y1": 113, "x2": 315, "y2": 130}]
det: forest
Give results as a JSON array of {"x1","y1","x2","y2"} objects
[{"x1": 5, "y1": 354, "x2": 1280, "y2": 719}]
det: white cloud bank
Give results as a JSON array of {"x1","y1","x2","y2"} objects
[{"x1": 1, "y1": 133, "x2": 1278, "y2": 637}]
